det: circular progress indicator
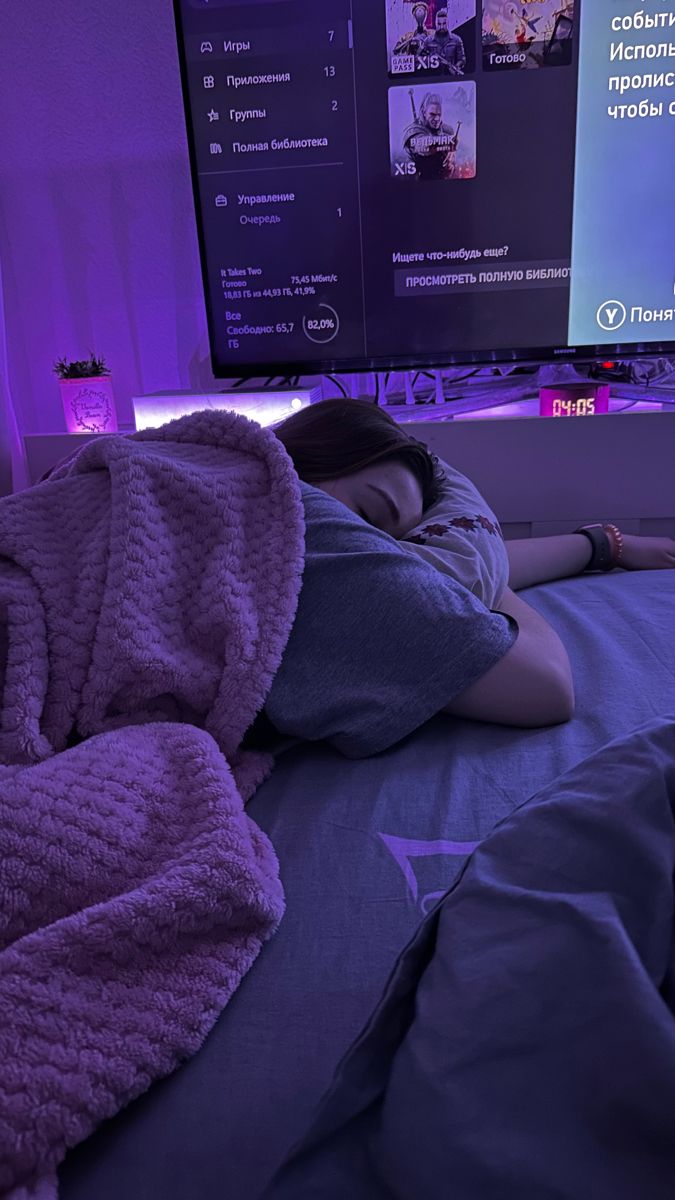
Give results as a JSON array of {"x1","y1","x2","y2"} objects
[{"x1": 302, "y1": 303, "x2": 340, "y2": 344}]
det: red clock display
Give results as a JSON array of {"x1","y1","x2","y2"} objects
[
  {"x1": 553, "y1": 397, "x2": 596, "y2": 416},
  {"x1": 539, "y1": 384, "x2": 611, "y2": 418}
]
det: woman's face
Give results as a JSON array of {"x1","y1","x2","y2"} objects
[{"x1": 316, "y1": 460, "x2": 424, "y2": 539}]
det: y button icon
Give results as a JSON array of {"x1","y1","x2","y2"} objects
[{"x1": 596, "y1": 300, "x2": 627, "y2": 332}]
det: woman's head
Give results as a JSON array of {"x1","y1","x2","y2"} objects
[{"x1": 273, "y1": 398, "x2": 443, "y2": 538}]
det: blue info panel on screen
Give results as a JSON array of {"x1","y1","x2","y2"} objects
[{"x1": 569, "y1": 0, "x2": 675, "y2": 348}]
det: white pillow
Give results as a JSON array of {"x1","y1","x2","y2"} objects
[{"x1": 399, "y1": 457, "x2": 509, "y2": 609}]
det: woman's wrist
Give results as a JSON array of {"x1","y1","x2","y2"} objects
[
  {"x1": 603, "y1": 524, "x2": 624, "y2": 566},
  {"x1": 575, "y1": 532, "x2": 595, "y2": 571},
  {"x1": 575, "y1": 523, "x2": 624, "y2": 571}
]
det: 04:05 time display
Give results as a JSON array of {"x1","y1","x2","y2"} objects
[{"x1": 552, "y1": 397, "x2": 597, "y2": 416}]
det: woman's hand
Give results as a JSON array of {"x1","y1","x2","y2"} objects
[{"x1": 619, "y1": 533, "x2": 675, "y2": 571}]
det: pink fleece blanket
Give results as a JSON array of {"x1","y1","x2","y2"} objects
[{"x1": 0, "y1": 411, "x2": 306, "y2": 1198}]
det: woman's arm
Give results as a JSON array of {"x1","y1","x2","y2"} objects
[
  {"x1": 505, "y1": 535, "x2": 593, "y2": 592},
  {"x1": 505, "y1": 530, "x2": 675, "y2": 590},
  {"x1": 444, "y1": 584, "x2": 574, "y2": 726}
]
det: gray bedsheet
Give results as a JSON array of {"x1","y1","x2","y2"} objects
[
  {"x1": 264, "y1": 714, "x2": 675, "y2": 1200},
  {"x1": 60, "y1": 569, "x2": 675, "y2": 1200}
]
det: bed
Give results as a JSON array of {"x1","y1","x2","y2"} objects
[{"x1": 58, "y1": 565, "x2": 675, "y2": 1199}]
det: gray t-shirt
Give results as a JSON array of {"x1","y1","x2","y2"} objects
[{"x1": 245, "y1": 482, "x2": 518, "y2": 759}]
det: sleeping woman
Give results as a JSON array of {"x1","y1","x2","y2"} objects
[{"x1": 241, "y1": 398, "x2": 675, "y2": 759}]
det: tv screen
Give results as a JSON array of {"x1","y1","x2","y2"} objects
[{"x1": 174, "y1": 0, "x2": 675, "y2": 376}]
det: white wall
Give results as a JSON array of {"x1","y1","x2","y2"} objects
[{"x1": 0, "y1": 0, "x2": 220, "y2": 443}]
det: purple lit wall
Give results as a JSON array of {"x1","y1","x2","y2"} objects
[{"x1": 0, "y1": 0, "x2": 219, "y2": 469}]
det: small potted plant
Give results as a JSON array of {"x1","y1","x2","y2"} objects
[{"x1": 53, "y1": 352, "x2": 118, "y2": 434}]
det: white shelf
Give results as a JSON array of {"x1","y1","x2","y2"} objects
[{"x1": 21, "y1": 411, "x2": 675, "y2": 537}]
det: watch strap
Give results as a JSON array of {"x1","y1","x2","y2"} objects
[{"x1": 574, "y1": 524, "x2": 619, "y2": 572}]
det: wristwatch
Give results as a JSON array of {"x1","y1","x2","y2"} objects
[{"x1": 574, "y1": 523, "x2": 624, "y2": 572}]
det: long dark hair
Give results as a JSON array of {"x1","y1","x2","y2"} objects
[{"x1": 273, "y1": 399, "x2": 443, "y2": 510}]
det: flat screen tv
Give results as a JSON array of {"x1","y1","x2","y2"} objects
[{"x1": 174, "y1": 0, "x2": 675, "y2": 376}]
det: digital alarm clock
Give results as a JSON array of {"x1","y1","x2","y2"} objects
[{"x1": 539, "y1": 383, "x2": 611, "y2": 418}]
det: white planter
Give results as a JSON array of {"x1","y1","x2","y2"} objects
[{"x1": 59, "y1": 376, "x2": 118, "y2": 434}]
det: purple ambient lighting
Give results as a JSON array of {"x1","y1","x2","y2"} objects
[{"x1": 131, "y1": 390, "x2": 314, "y2": 431}]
